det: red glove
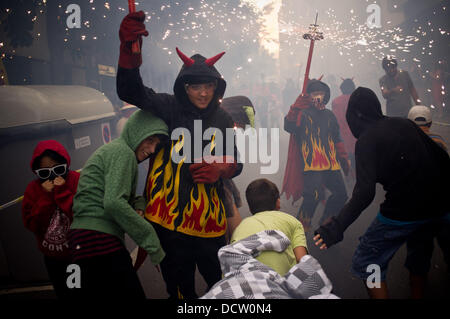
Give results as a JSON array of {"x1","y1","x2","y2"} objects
[
  {"x1": 189, "y1": 156, "x2": 237, "y2": 184},
  {"x1": 292, "y1": 93, "x2": 312, "y2": 110},
  {"x1": 286, "y1": 93, "x2": 312, "y2": 124},
  {"x1": 119, "y1": 11, "x2": 148, "y2": 69}
]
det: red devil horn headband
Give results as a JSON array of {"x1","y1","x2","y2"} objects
[
  {"x1": 176, "y1": 47, "x2": 194, "y2": 67},
  {"x1": 205, "y1": 52, "x2": 225, "y2": 66},
  {"x1": 176, "y1": 47, "x2": 225, "y2": 67}
]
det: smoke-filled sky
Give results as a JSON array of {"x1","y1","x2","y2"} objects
[{"x1": 0, "y1": 0, "x2": 448, "y2": 104}]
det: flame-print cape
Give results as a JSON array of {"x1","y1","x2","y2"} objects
[{"x1": 282, "y1": 94, "x2": 309, "y2": 203}]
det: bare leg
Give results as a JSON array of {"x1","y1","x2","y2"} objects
[
  {"x1": 366, "y1": 281, "x2": 389, "y2": 299},
  {"x1": 409, "y1": 273, "x2": 426, "y2": 299}
]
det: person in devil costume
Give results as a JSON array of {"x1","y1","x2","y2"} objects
[
  {"x1": 283, "y1": 80, "x2": 350, "y2": 232},
  {"x1": 116, "y1": 11, "x2": 242, "y2": 299}
]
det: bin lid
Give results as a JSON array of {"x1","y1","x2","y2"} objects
[{"x1": 0, "y1": 85, "x2": 117, "y2": 129}]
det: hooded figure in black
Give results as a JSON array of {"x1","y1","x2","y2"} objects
[
  {"x1": 314, "y1": 87, "x2": 450, "y2": 299},
  {"x1": 117, "y1": 11, "x2": 242, "y2": 299}
]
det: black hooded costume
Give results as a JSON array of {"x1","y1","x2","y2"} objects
[
  {"x1": 284, "y1": 80, "x2": 349, "y2": 228},
  {"x1": 315, "y1": 87, "x2": 450, "y2": 246},
  {"x1": 117, "y1": 52, "x2": 242, "y2": 238},
  {"x1": 117, "y1": 49, "x2": 242, "y2": 298}
]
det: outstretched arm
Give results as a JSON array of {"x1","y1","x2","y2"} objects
[
  {"x1": 103, "y1": 151, "x2": 164, "y2": 264},
  {"x1": 116, "y1": 11, "x2": 176, "y2": 124},
  {"x1": 314, "y1": 137, "x2": 377, "y2": 248},
  {"x1": 117, "y1": 68, "x2": 175, "y2": 124}
]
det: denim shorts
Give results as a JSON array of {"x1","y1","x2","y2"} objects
[
  {"x1": 351, "y1": 217, "x2": 430, "y2": 281},
  {"x1": 405, "y1": 217, "x2": 450, "y2": 275}
]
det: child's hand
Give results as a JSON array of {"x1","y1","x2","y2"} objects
[
  {"x1": 136, "y1": 209, "x2": 144, "y2": 217},
  {"x1": 53, "y1": 176, "x2": 66, "y2": 186},
  {"x1": 41, "y1": 180, "x2": 54, "y2": 192}
]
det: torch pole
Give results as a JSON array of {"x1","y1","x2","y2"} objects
[
  {"x1": 302, "y1": 40, "x2": 315, "y2": 94},
  {"x1": 301, "y1": 12, "x2": 323, "y2": 94}
]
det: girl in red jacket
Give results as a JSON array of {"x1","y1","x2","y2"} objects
[{"x1": 22, "y1": 140, "x2": 80, "y2": 298}]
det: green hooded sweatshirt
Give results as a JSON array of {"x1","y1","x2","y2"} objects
[{"x1": 71, "y1": 110, "x2": 168, "y2": 264}]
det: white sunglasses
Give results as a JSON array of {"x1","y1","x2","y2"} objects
[{"x1": 34, "y1": 164, "x2": 67, "y2": 180}]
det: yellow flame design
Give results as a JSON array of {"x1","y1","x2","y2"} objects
[
  {"x1": 302, "y1": 135, "x2": 331, "y2": 171},
  {"x1": 178, "y1": 184, "x2": 227, "y2": 237},
  {"x1": 145, "y1": 138, "x2": 184, "y2": 230},
  {"x1": 210, "y1": 130, "x2": 216, "y2": 154},
  {"x1": 145, "y1": 134, "x2": 227, "y2": 238},
  {"x1": 328, "y1": 135, "x2": 341, "y2": 171}
]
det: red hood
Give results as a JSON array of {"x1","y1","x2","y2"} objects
[{"x1": 30, "y1": 140, "x2": 71, "y2": 171}]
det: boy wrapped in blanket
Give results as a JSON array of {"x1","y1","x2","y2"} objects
[{"x1": 201, "y1": 230, "x2": 339, "y2": 299}]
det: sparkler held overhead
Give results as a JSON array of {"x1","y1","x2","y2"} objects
[
  {"x1": 282, "y1": 12, "x2": 327, "y2": 204},
  {"x1": 301, "y1": 12, "x2": 324, "y2": 94},
  {"x1": 127, "y1": 0, "x2": 140, "y2": 54}
]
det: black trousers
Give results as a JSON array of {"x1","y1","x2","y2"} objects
[
  {"x1": 72, "y1": 248, "x2": 146, "y2": 299},
  {"x1": 298, "y1": 170, "x2": 348, "y2": 225},
  {"x1": 43, "y1": 255, "x2": 73, "y2": 299},
  {"x1": 152, "y1": 222, "x2": 226, "y2": 299}
]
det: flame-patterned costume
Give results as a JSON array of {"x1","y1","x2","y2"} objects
[
  {"x1": 145, "y1": 139, "x2": 231, "y2": 238},
  {"x1": 298, "y1": 107, "x2": 342, "y2": 172},
  {"x1": 283, "y1": 80, "x2": 349, "y2": 229},
  {"x1": 117, "y1": 44, "x2": 242, "y2": 298}
]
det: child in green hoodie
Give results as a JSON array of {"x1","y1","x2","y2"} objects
[{"x1": 69, "y1": 110, "x2": 168, "y2": 298}]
